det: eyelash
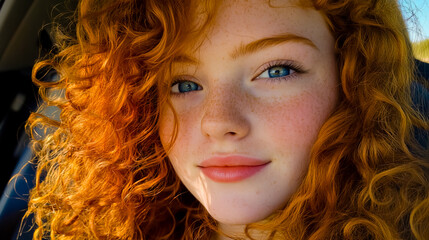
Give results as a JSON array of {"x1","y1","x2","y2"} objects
[{"x1": 254, "y1": 60, "x2": 305, "y2": 82}]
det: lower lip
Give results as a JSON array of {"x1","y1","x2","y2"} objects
[{"x1": 200, "y1": 163, "x2": 269, "y2": 182}]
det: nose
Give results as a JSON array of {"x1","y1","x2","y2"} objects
[{"x1": 201, "y1": 86, "x2": 250, "y2": 141}]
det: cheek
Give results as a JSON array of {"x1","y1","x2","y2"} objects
[
  {"x1": 159, "y1": 106, "x2": 197, "y2": 150},
  {"x1": 159, "y1": 105, "x2": 202, "y2": 180},
  {"x1": 258, "y1": 87, "x2": 337, "y2": 155},
  {"x1": 159, "y1": 107, "x2": 175, "y2": 149},
  {"x1": 159, "y1": 107, "x2": 187, "y2": 178}
]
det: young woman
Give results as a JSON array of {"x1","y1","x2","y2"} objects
[{"x1": 23, "y1": 0, "x2": 429, "y2": 239}]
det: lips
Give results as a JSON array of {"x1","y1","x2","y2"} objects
[{"x1": 198, "y1": 156, "x2": 270, "y2": 182}]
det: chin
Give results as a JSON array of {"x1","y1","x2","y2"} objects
[{"x1": 205, "y1": 203, "x2": 278, "y2": 225}]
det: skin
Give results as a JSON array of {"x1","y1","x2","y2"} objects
[{"x1": 159, "y1": 0, "x2": 339, "y2": 238}]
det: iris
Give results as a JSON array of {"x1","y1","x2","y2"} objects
[
  {"x1": 268, "y1": 66, "x2": 290, "y2": 78},
  {"x1": 176, "y1": 81, "x2": 201, "y2": 93}
]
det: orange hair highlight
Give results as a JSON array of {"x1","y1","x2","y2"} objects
[
  {"x1": 22, "y1": 0, "x2": 429, "y2": 239},
  {"x1": 25, "y1": 0, "x2": 212, "y2": 239}
]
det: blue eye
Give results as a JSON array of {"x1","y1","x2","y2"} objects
[
  {"x1": 171, "y1": 80, "x2": 202, "y2": 93},
  {"x1": 256, "y1": 65, "x2": 296, "y2": 79},
  {"x1": 268, "y1": 66, "x2": 290, "y2": 77}
]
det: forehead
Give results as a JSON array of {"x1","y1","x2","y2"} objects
[
  {"x1": 211, "y1": 0, "x2": 321, "y2": 36},
  {"x1": 211, "y1": 0, "x2": 307, "y2": 27},
  {"x1": 177, "y1": 0, "x2": 331, "y2": 62}
]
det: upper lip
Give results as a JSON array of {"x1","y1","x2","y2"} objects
[{"x1": 198, "y1": 155, "x2": 271, "y2": 167}]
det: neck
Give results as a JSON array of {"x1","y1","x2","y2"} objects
[
  {"x1": 212, "y1": 223, "x2": 273, "y2": 240},
  {"x1": 211, "y1": 223, "x2": 245, "y2": 240}
]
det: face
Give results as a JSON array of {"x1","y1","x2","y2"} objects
[{"x1": 159, "y1": 0, "x2": 338, "y2": 227}]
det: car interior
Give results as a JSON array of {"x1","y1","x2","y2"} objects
[
  {"x1": 0, "y1": 0, "x2": 76, "y2": 239},
  {"x1": 0, "y1": 0, "x2": 427, "y2": 240}
]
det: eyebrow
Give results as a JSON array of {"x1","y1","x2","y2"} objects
[
  {"x1": 172, "y1": 33, "x2": 318, "y2": 64},
  {"x1": 231, "y1": 34, "x2": 319, "y2": 59}
]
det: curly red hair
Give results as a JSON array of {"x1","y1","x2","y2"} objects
[{"x1": 23, "y1": 0, "x2": 429, "y2": 239}]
